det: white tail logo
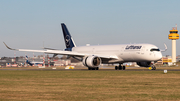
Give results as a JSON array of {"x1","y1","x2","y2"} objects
[{"x1": 65, "y1": 35, "x2": 70, "y2": 46}]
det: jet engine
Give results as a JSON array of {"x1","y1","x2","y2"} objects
[
  {"x1": 83, "y1": 56, "x2": 101, "y2": 68},
  {"x1": 136, "y1": 62, "x2": 151, "y2": 67}
]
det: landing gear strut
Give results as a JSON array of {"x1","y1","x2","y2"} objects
[
  {"x1": 150, "y1": 61, "x2": 156, "y2": 70},
  {"x1": 115, "y1": 64, "x2": 126, "y2": 70}
]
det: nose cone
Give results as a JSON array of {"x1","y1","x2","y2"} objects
[{"x1": 156, "y1": 52, "x2": 162, "y2": 61}]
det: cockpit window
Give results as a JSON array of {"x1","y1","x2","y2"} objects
[{"x1": 150, "y1": 48, "x2": 160, "y2": 52}]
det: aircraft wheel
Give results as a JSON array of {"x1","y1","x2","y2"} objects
[
  {"x1": 115, "y1": 66, "x2": 118, "y2": 70},
  {"x1": 88, "y1": 67, "x2": 92, "y2": 70},
  {"x1": 96, "y1": 67, "x2": 99, "y2": 70},
  {"x1": 123, "y1": 66, "x2": 126, "y2": 70},
  {"x1": 151, "y1": 65, "x2": 156, "y2": 70},
  {"x1": 151, "y1": 67, "x2": 153, "y2": 70},
  {"x1": 119, "y1": 66, "x2": 122, "y2": 70}
]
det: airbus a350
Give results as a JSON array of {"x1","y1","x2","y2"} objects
[{"x1": 4, "y1": 23, "x2": 167, "y2": 70}]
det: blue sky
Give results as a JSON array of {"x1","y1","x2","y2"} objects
[{"x1": 1, "y1": 0, "x2": 180, "y2": 57}]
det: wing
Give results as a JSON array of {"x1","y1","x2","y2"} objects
[
  {"x1": 4, "y1": 42, "x2": 86, "y2": 57},
  {"x1": 3, "y1": 42, "x2": 121, "y2": 62}
]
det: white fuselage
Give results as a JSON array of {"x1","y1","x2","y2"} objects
[{"x1": 72, "y1": 43, "x2": 162, "y2": 63}]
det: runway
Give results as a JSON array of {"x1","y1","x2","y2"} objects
[{"x1": 0, "y1": 66, "x2": 180, "y2": 71}]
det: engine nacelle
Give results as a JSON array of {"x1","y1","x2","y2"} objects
[
  {"x1": 136, "y1": 62, "x2": 151, "y2": 67},
  {"x1": 83, "y1": 56, "x2": 101, "y2": 68}
]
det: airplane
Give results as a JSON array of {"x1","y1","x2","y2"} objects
[
  {"x1": 3, "y1": 23, "x2": 167, "y2": 70},
  {"x1": 25, "y1": 56, "x2": 43, "y2": 66}
]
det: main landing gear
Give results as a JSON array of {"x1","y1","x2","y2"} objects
[
  {"x1": 115, "y1": 64, "x2": 126, "y2": 70},
  {"x1": 88, "y1": 67, "x2": 99, "y2": 70}
]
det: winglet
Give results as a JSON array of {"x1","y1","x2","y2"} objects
[
  {"x1": 161, "y1": 43, "x2": 167, "y2": 52},
  {"x1": 3, "y1": 42, "x2": 17, "y2": 50}
]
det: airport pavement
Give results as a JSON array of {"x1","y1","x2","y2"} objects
[{"x1": 0, "y1": 66, "x2": 180, "y2": 71}]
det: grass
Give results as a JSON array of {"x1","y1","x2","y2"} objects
[{"x1": 0, "y1": 70, "x2": 180, "y2": 101}]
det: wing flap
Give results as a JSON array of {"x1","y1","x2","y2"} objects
[{"x1": 46, "y1": 50, "x2": 86, "y2": 57}]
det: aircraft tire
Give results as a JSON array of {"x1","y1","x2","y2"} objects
[
  {"x1": 96, "y1": 67, "x2": 99, "y2": 70},
  {"x1": 88, "y1": 67, "x2": 92, "y2": 70},
  {"x1": 117, "y1": 66, "x2": 120, "y2": 70},
  {"x1": 123, "y1": 66, "x2": 126, "y2": 70},
  {"x1": 119, "y1": 66, "x2": 122, "y2": 70},
  {"x1": 151, "y1": 65, "x2": 156, "y2": 70},
  {"x1": 115, "y1": 66, "x2": 118, "y2": 70},
  {"x1": 151, "y1": 67, "x2": 153, "y2": 70}
]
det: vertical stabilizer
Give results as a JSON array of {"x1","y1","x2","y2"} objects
[
  {"x1": 25, "y1": 56, "x2": 33, "y2": 66},
  {"x1": 61, "y1": 23, "x2": 76, "y2": 51}
]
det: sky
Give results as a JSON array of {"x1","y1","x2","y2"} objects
[{"x1": 1, "y1": 0, "x2": 180, "y2": 57}]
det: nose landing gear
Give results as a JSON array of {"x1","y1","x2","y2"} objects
[
  {"x1": 150, "y1": 61, "x2": 156, "y2": 70},
  {"x1": 151, "y1": 65, "x2": 156, "y2": 70}
]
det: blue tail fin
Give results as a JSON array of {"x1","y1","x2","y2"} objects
[
  {"x1": 61, "y1": 23, "x2": 76, "y2": 51},
  {"x1": 26, "y1": 56, "x2": 33, "y2": 66}
]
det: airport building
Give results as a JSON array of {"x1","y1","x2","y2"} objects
[{"x1": 0, "y1": 55, "x2": 73, "y2": 67}]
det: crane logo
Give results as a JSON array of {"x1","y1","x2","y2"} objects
[{"x1": 65, "y1": 35, "x2": 70, "y2": 46}]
